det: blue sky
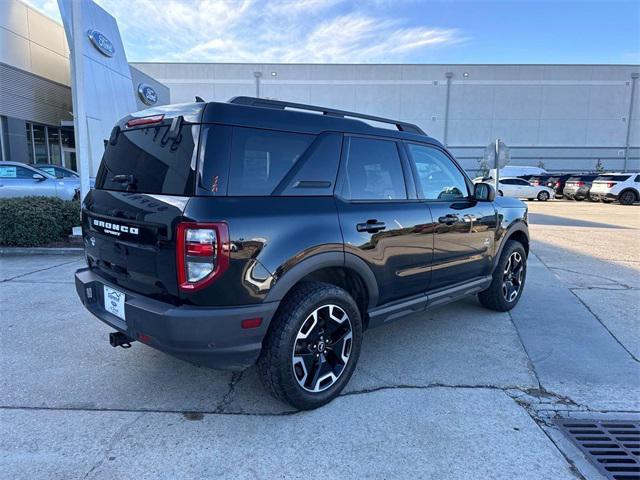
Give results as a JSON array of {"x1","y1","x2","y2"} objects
[{"x1": 28, "y1": 0, "x2": 640, "y2": 63}]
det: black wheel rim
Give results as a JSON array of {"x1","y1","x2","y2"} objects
[
  {"x1": 292, "y1": 305, "x2": 353, "y2": 393},
  {"x1": 502, "y1": 251, "x2": 524, "y2": 303},
  {"x1": 621, "y1": 192, "x2": 634, "y2": 204}
]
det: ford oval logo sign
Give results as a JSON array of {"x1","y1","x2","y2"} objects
[
  {"x1": 87, "y1": 29, "x2": 115, "y2": 57},
  {"x1": 138, "y1": 83, "x2": 158, "y2": 106}
]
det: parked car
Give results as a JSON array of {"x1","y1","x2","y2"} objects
[
  {"x1": 563, "y1": 174, "x2": 599, "y2": 201},
  {"x1": 590, "y1": 173, "x2": 640, "y2": 205},
  {"x1": 527, "y1": 174, "x2": 554, "y2": 188},
  {"x1": 546, "y1": 174, "x2": 574, "y2": 198},
  {"x1": 495, "y1": 177, "x2": 553, "y2": 201},
  {"x1": 0, "y1": 161, "x2": 79, "y2": 200},
  {"x1": 75, "y1": 97, "x2": 530, "y2": 409},
  {"x1": 31, "y1": 164, "x2": 78, "y2": 178},
  {"x1": 489, "y1": 166, "x2": 547, "y2": 178},
  {"x1": 31, "y1": 164, "x2": 96, "y2": 188}
]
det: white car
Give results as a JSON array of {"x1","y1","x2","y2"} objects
[
  {"x1": 589, "y1": 173, "x2": 639, "y2": 205},
  {"x1": 494, "y1": 177, "x2": 553, "y2": 201}
]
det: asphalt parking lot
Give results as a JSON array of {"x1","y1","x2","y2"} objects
[{"x1": 1, "y1": 200, "x2": 639, "y2": 479}]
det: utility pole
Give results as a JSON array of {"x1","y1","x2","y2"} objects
[
  {"x1": 623, "y1": 72, "x2": 639, "y2": 172},
  {"x1": 443, "y1": 72, "x2": 453, "y2": 146}
]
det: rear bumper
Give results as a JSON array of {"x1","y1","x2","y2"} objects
[
  {"x1": 75, "y1": 268, "x2": 278, "y2": 370},
  {"x1": 589, "y1": 192, "x2": 617, "y2": 201}
]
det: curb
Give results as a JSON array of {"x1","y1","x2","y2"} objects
[{"x1": 0, "y1": 247, "x2": 84, "y2": 256}]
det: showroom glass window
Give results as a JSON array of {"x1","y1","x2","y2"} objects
[
  {"x1": 341, "y1": 137, "x2": 406, "y2": 200},
  {"x1": 406, "y1": 144, "x2": 468, "y2": 201}
]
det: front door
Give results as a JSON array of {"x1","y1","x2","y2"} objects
[
  {"x1": 404, "y1": 143, "x2": 497, "y2": 291},
  {"x1": 336, "y1": 136, "x2": 434, "y2": 305}
]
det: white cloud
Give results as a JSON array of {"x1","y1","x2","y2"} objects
[{"x1": 23, "y1": 0, "x2": 464, "y2": 63}]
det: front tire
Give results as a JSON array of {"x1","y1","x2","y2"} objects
[
  {"x1": 257, "y1": 282, "x2": 362, "y2": 410},
  {"x1": 537, "y1": 190, "x2": 550, "y2": 201},
  {"x1": 478, "y1": 240, "x2": 527, "y2": 312}
]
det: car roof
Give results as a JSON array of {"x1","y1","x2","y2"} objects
[{"x1": 123, "y1": 97, "x2": 442, "y2": 147}]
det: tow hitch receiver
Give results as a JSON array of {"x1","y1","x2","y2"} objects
[{"x1": 109, "y1": 331, "x2": 134, "y2": 348}]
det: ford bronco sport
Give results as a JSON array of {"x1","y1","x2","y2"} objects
[{"x1": 75, "y1": 97, "x2": 529, "y2": 409}]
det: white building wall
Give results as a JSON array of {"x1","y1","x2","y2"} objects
[{"x1": 133, "y1": 62, "x2": 640, "y2": 173}]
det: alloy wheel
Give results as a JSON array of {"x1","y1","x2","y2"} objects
[
  {"x1": 292, "y1": 304, "x2": 353, "y2": 393},
  {"x1": 502, "y1": 251, "x2": 524, "y2": 303}
]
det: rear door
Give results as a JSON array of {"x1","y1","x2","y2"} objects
[
  {"x1": 404, "y1": 143, "x2": 497, "y2": 290},
  {"x1": 335, "y1": 135, "x2": 433, "y2": 305},
  {"x1": 84, "y1": 116, "x2": 199, "y2": 300}
]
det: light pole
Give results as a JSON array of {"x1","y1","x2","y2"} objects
[{"x1": 623, "y1": 72, "x2": 639, "y2": 172}]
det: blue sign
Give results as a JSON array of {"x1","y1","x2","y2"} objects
[
  {"x1": 137, "y1": 83, "x2": 158, "y2": 106},
  {"x1": 87, "y1": 29, "x2": 115, "y2": 57}
]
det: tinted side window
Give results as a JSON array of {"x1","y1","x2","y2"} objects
[
  {"x1": 228, "y1": 127, "x2": 315, "y2": 196},
  {"x1": 406, "y1": 144, "x2": 468, "y2": 200},
  {"x1": 341, "y1": 137, "x2": 406, "y2": 200},
  {"x1": 515, "y1": 179, "x2": 530, "y2": 185},
  {"x1": 635, "y1": 175, "x2": 640, "y2": 182}
]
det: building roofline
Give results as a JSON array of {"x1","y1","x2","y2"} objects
[{"x1": 130, "y1": 62, "x2": 639, "y2": 67}]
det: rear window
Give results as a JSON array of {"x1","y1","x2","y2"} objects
[
  {"x1": 595, "y1": 175, "x2": 630, "y2": 181},
  {"x1": 227, "y1": 127, "x2": 315, "y2": 196},
  {"x1": 96, "y1": 123, "x2": 197, "y2": 195}
]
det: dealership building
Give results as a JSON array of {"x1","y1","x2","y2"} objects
[{"x1": 1, "y1": 0, "x2": 639, "y2": 174}]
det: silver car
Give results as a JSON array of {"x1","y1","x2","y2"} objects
[{"x1": 0, "y1": 161, "x2": 79, "y2": 200}]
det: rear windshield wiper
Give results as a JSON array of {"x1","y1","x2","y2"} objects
[{"x1": 112, "y1": 174, "x2": 137, "y2": 191}]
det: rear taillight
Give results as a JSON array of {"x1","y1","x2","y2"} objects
[
  {"x1": 607, "y1": 182, "x2": 616, "y2": 188},
  {"x1": 576, "y1": 181, "x2": 585, "y2": 187},
  {"x1": 176, "y1": 222, "x2": 229, "y2": 292},
  {"x1": 555, "y1": 181, "x2": 561, "y2": 187}
]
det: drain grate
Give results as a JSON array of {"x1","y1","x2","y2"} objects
[{"x1": 556, "y1": 419, "x2": 640, "y2": 480}]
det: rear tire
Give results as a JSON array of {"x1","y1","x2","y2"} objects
[
  {"x1": 619, "y1": 190, "x2": 638, "y2": 205},
  {"x1": 257, "y1": 282, "x2": 362, "y2": 410},
  {"x1": 537, "y1": 190, "x2": 550, "y2": 201},
  {"x1": 478, "y1": 240, "x2": 527, "y2": 312}
]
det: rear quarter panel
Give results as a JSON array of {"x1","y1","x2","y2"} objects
[{"x1": 183, "y1": 196, "x2": 343, "y2": 306}]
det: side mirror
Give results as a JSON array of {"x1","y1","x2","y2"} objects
[
  {"x1": 474, "y1": 182, "x2": 495, "y2": 202},
  {"x1": 32, "y1": 173, "x2": 46, "y2": 181}
]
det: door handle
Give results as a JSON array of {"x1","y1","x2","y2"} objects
[
  {"x1": 438, "y1": 214, "x2": 460, "y2": 225},
  {"x1": 356, "y1": 219, "x2": 386, "y2": 233}
]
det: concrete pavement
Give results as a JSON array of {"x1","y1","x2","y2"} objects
[{"x1": 1, "y1": 201, "x2": 638, "y2": 479}]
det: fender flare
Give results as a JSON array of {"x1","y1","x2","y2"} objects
[
  {"x1": 264, "y1": 251, "x2": 379, "y2": 308},
  {"x1": 492, "y1": 221, "x2": 529, "y2": 273},
  {"x1": 618, "y1": 187, "x2": 639, "y2": 200}
]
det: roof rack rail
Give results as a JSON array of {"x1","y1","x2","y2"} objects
[{"x1": 228, "y1": 96, "x2": 426, "y2": 135}]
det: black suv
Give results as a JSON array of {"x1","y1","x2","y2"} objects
[{"x1": 75, "y1": 97, "x2": 529, "y2": 409}]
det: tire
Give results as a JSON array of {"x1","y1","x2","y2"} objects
[
  {"x1": 527, "y1": 198, "x2": 534, "y2": 201},
  {"x1": 575, "y1": 196, "x2": 584, "y2": 201},
  {"x1": 257, "y1": 281, "x2": 362, "y2": 410},
  {"x1": 537, "y1": 190, "x2": 550, "y2": 201},
  {"x1": 619, "y1": 190, "x2": 638, "y2": 206},
  {"x1": 588, "y1": 195, "x2": 599, "y2": 202},
  {"x1": 478, "y1": 240, "x2": 527, "y2": 312}
]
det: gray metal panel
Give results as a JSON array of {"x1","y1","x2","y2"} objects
[{"x1": 0, "y1": 63, "x2": 72, "y2": 125}]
